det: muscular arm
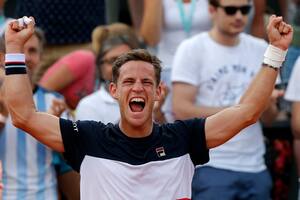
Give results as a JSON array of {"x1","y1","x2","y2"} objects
[
  {"x1": 205, "y1": 66, "x2": 278, "y2": 148},
  {"x1": 172, "y1": 82, "x2": 226, "y2": 120},
  {"x1": 204, "y1": 15, "x2": 293, "y2": 148},
  {"x1": 139, "y1": 0, "x2": 162, "y2": 46},
  {"x1": 4, "y1": 19, "x2": 64, "y2": 152},
  {"x1": 5, "y1": 74, "x2": 64, "y2": 152}
]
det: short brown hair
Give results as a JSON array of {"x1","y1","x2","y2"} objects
[
  {"x1": 209, "y1": 0, "x2": 219, "y2": 6},
  {"x1": 112, "y1": 49, "x2": 161, "y2": 85}
]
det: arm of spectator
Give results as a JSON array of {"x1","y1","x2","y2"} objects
[
  {"x1": 4, "y1": 18, "x2": 64, "y2": 152},
  {"x1": 278, "y1": 0, "x2": 288, "y2": 20},
  {"x1": 172, "y1": 82, "x2": 227, "y2": 120},
  {"x1": 260, "y1": 89, "x2": 284, "y2": 126},
  {"x1": 39, "y1": 64, "x2": 74, "y2": 91},
  {"x1": 251, "y1": 0, "x2": 266, "y2": 38},
  {"x1": 292, "y1": 102, "x2": 300, "y2": 139},
  {"x1": 47, "y1": 98, "x2": 68, "y2": 117},
  {"x1": 204, "y1": 15, "x2": 293, "y2": 148},
  {"x1": 128, "y1": 0, "x2": 144, "y2": 32},
  {"x1": 139, "y1": 0, "x2": 162, "y2": 46}
]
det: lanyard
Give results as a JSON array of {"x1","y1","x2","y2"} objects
[
  {"x1": 0, "y1": 15, "x2": 4, "y2": 25},
  {"x1": 176, "y1": 0, "x2": 196, "y2": 37}
]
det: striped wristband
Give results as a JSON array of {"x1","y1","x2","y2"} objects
[{"x1": 5, "y1": 54, "x2": 26, "y2": 75}]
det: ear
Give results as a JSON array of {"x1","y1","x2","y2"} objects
[
  {"x1": 208, "y1": 4, "x2": 217, "y2": 16},
  {"x1": 154, "y1": 82, "x2": 162, "y2": 102},
  {"x1": 109, "y1": 82, "x2": 119, "y2": 100}
]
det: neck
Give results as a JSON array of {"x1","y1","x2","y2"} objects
[
  {"x1": 119, "y1": 119, "x2": 153, "y2": 138},
  {"x1": 209, "y1": 28, "x2": 240, "y2": 46}
]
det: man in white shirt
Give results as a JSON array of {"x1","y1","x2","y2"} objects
[{"x1": 172, "y1": 0, "x2": 286, "y2": 199}]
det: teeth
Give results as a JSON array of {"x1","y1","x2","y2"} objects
[{"x1": 131, "y1": 98, "x2": 144, "y2": 103}]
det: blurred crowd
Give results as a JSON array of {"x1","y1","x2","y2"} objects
[{"x1": 0, "y1": 0, "x2": 299, "y2": 199}]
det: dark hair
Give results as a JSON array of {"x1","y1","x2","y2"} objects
[
  {"x1": 209, "y1": 0, "x2": 219, "y2": 6},
  {"x1": 112, "y1": 49, "x2": 162, "y2": 85}
]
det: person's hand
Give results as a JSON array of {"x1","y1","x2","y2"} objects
[
  {"x1": 5, "y1": 16, "x2": 35, "y2": 53},
  {"x1": 47, "y1": 98, "x2": 67, "y2": 117},
  {"x1": 266, "y1": 15, "x2": 293, "y2": 50}
]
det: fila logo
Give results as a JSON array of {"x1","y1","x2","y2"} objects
[
  {"x1": 156, "y1": 147, "x2": 166, "y2": 157},
  {"x1": 72, "y1": 122, "x2": 79, "y2": 133}
]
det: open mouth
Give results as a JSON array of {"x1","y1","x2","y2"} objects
[{"x1": 129, "y1": 97, "x2": 145, "y2": 112}]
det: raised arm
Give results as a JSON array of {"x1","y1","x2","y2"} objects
[
  {"x1": 250, "y1": 0, "x2": 266, "y2": 38},
  {"x1": 4, "y1": 18, "x2": 64, "y2": 152},
  {"x1": 139, "y1": 0, "x2": 163, "y2": 46},
  {"x1": 205, "y1": 15, "x2": 293, "y2": 148}
]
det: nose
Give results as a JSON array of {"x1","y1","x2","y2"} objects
[
  {"x1": 234, "y1": 9, "x2": 244, "y2": 18},
  {"x1": 132, "y1": 81, "x2": 143, "y2": 92}
]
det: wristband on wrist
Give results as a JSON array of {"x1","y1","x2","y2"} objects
[
  {"x1": 5, "y1": 54, "x2": 27, "y2": 75},
  {"x1": 263, "y1": 44, "x2": 287, "y2": 69}
]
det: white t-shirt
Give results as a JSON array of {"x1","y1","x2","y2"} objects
[
  {"x1": 172, "y1": 32, "x2": 268, "y2": 172},
  {"x1": 158, "y1": 0, "x2": 255, "y2": 71},
  {"x1": 76, "y1": 86, "x2": 120, "y2": 124},
  {"x1": 285, "y1": 57, "x2": 300, "y2": 101}
]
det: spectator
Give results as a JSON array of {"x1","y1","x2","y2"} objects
[
  {"x1": 171, "y1": 0, "x2": 283, "y2": 199},
  {"x1": 284, "y1": 56, "x2": 300, "y2": 200},
  {"x1": 0, "y1": 27, "x2": 78, "y2": 200},
  {"x1": 136, "y1": 0, "x2": 266, "y2": 122}
]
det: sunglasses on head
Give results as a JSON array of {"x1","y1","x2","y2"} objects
[{"x1": 216, "y1": 4, "x2": 252, "y2": 16}]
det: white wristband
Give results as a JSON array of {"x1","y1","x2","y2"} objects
[
  {"x1": 263, "y1": 44, "x2": 287, "y2": 68},
  {"x1": 5, "y1": 53, "x2": 25, "y2": 63}
]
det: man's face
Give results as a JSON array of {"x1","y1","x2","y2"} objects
[
  {"x1": 100, "y1": 44, "x2": 131, "y2": 82},
  {"x1": 24, "y1": 34, "x2": 42, "y2": 79},
  {"x1": 110, "y1": 61, "x2": 161, "y2": 128},
  {"x1": 211, "y1": 0, "x2": 250, "y2": 36}
]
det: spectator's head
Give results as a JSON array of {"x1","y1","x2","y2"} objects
[
  {"x1": 24, "y1": 27, "x2": 45, "y2": 81},
  {"x1": 209, "y1": 0, "x2": 251, "y2": 36},
  {"x1": 92, "y1": 23, "x2": 141, "y2": 86}
]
